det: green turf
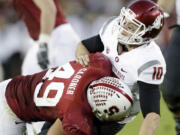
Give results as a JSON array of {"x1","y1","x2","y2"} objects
[{"x1": 117, "y1": 97, "x2": 176, "y2": 135}]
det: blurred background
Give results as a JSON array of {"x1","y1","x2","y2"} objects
[{"x1": 0, "y1": 0, "x2": 177, "y2": 134}]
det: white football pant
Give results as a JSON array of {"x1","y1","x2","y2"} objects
[{"x1": 0, "y1": 79, "x2": 26, "y2": 135}]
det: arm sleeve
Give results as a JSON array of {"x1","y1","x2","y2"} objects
[
  {"x1": 93, "y1": 121, "x2": 125, "y2": 135},
  {"x1": 138, "y1": 81, "x2": 160, "y2": 118},
  {"x1": 62, "y1": 107, "x2": 93, "y2": 135},
  {"x1": 62, "y1": 118, "x2": 91, "y2": 135},
  {"x1": 81, "y1": 35, "x2": 104, "y2": 53}
]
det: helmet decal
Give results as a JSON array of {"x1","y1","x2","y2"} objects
[{"x1": 147, "y1": 14, "x2": 164, "y2": 31}]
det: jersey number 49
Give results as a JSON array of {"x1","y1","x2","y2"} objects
[{"x1": 34, "y1": 63, "x2": 75, "y2": 106}]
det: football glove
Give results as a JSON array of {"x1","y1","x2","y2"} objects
[{"x1": 37, "y1": 42, "x2": 49, "y2": 69}]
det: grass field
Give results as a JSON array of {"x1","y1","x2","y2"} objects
[{"x1": 117, "y1": 96, "x2": 176, "y2": 135}]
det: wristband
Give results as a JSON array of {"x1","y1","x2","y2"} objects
[
  {"x1": 163, "y1": 12, "x2": 170, "y2": 18},
  {"x1": 39, "y1": 34, "x2": 50, "y2": 44}
]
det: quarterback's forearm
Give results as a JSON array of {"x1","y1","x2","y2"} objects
[
  {"x1": 33, "y1": 0, "x2": 57, "y2": 36},
  {"x1": 47, "y1": 119, "x2": 66, "y2": 135},
  {"x1": 139, "y1": 112, "x2": 160, "y2": 135}
]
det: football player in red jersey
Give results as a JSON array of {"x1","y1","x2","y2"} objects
[
  {"x1": 0, "y1": 53, "x2": 134, "y2": 135},
  {"x1": 12, "y1": 0, "x2": 80, "y2": 73}
]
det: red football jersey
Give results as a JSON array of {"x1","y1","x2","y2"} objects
[
  {"x1": 5, "y1": 53, "x2": 112, "y2": 135},
  {"x1": 12, "y1": 0, "x2": 67, "y2": 40}
]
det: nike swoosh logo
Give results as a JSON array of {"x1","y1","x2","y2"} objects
[{"x1": 121, "y1": 68, "x2": 127, "y2": 73}]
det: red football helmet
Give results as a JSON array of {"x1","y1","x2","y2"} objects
[{"x1": 117, "y1": 0, "x2": 164, "y2": 45}]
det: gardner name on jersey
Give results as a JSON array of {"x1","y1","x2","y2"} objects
[{"x1": 5, "y1": 53, "x2": 112, "y2": 135}]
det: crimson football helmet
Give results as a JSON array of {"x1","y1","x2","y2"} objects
[
  {"x1": 87, "y1": 77, "x2": 133, "y2": 122},
  {"x1": 117, "y1": 0, "x2": 164, "y2": 45}
]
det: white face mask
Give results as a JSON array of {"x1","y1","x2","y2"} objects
[
  {"x1": 117, "y1": 7, "x2": 147, "y2": 45},
  {"x1": 116, "y1": 7, "x2": 163, "y2": 46}
]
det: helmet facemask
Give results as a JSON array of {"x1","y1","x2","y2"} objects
[
  {"x1": 117, "y1": 7, "x2": 147, "y2": 45},
  {"x1": 117, "y1": 7, "x2": 163, "y2": 46}
]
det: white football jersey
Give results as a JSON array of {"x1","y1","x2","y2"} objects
[{"x1": 99, "y1": 17, "x2": 166, "y2": 123}]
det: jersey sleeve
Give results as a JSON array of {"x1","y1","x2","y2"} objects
[
  {"x1": 81, "y1": 35, "x2": 104, "y2": 53},
  {"x1": 138, "y1": 61, "x2": 166, "y2": 85},
  {"x1": 89, "y1": 52, "x2": 112, "y2": 76},
  {"x1": 62, "y1": 106, "x2": 93, "y2": 135}
]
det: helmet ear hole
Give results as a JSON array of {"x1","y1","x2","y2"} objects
[{"x1": 149, "y1": 7, "x2": 154, "y2": 12}]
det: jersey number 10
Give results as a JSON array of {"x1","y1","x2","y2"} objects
[{"x1": 152, "y1": 67, "x2": 163, "y2": 80}]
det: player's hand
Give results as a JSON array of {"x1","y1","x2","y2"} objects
[
  {"x1": 76, "y1": 54, "x2": 89, "y2": 67},
  {"x1": 37, "y1": 42, "x2": 49, "y2": 69},
  {"x1": 75, "y1": 42, "x2": 90, "y2": 67}
]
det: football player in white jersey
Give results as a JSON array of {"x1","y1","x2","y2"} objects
[{"x1": 76, "y1": 0, "x2": 166, "y2": 135}]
